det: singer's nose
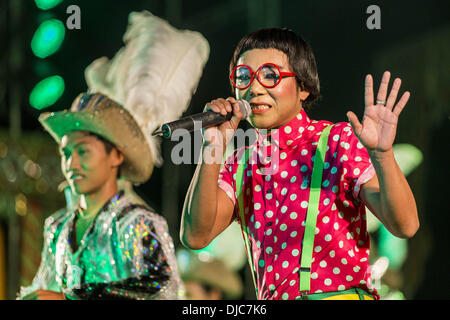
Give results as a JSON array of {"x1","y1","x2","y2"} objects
[
  {"x1": 238, "y1": 79, "x2": 265, "y2": 101},
  {"x1": 250, "y1": 76, "x2": 266, "y2": 95}
]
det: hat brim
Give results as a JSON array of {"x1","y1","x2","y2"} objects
[{"x1": 39, "y1": 102, "x2": 153, "y2": 184}]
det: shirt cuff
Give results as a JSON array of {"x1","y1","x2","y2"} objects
[
  {"x1": 353, "y1": 164, "x2": 376, "y2": 199},
  {"x1": 218, "y1": 180, "x2": 236, "y2": 205}
]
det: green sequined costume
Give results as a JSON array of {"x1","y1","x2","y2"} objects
[{"x1": 18, "y1": 191, "x2": 184, "y2": 300}]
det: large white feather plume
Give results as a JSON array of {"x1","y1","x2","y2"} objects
[{"x1": 84, "y1": 11, "x2": 209, "y2": 166}]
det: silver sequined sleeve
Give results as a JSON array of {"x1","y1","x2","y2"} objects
[
  {"x1": 70, "y1": 208, "x2": 183, "y2": 300},
  {"x1": 17, "y1": 209, "x2": 68, "y2": 299}
]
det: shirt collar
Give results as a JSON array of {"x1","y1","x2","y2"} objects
[
  {"x1": 75, "y1": 190, "x2": 124, "y2": 217},
  {"x1": 255, "y1": 109, "x2": 311, "y2": 149}
]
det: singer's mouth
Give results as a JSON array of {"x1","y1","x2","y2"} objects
[{"x1": 250, "y1": 103, "x2": 272, "y2": 113}]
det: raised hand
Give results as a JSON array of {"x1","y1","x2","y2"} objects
[{"x1": 346, "y1": 71, "x2": 410, "y2": 153}]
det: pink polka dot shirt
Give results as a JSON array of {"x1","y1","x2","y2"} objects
[{"x1": 218, "y1": 109, "x2": 379, "y2": 300}]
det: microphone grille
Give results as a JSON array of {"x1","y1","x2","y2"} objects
[{"x1": 238, "y1": 100, "x2": 251, "y2": 119}]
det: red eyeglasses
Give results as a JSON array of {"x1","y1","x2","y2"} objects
[{"x1": 229, "y1": 63, "x2": 296, "y2": 90}]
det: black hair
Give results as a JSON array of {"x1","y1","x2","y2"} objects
[
  {"x1": 229, "y1": 28, "x2": 321, "y2": 109},
  {"x1": 87, "y1": 132, "x2": 116, "y2": 154}
]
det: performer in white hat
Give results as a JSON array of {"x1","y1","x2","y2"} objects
[
  {"x1": 18, "y1": 93, "x2": 180, "y2": 300},
  {"x1": 18, "y1": 11, "x2": 209, "y2": 300}
]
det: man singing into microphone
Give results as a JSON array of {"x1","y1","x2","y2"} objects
[{"x1": 181, "y1": 28, "x2": 419, "y2": 300}]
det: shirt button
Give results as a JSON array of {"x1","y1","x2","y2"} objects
[
  {"x1": 266, "y1": 222, "x2": 273, "y2": 227},
  {"x1": 267, "y1": 188, "x2": 272, "y2": 193}
]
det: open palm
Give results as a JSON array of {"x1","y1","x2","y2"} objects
[{"x1": 347, "y1": 71, "x2": 410, "y2": 152}]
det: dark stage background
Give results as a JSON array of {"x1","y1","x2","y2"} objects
[{"x1": 0, "y1": 0, "x2": 449, "y2": 300}]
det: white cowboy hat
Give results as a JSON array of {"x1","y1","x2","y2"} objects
[{"x1": 39, "y1": 92, "x2": 153, "y2": 184}]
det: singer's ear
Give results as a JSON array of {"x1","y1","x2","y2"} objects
[
  {"x1": 299, "y1": 91, "x2": 310, "y2": 101},
  {"x1": 298, "y1": 81, "x2": 310, "y2": 101}
]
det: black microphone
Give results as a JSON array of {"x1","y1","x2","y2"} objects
[{"x1": 152, "y1": 100, "x2": 251, "y2": 138}]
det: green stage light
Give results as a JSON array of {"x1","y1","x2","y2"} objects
[
  {"x1": 29, "y1": 75, "x2": 65, "y2": 110},
  {"x1": 34, "y1": 0, "x2": 63, "y2": 10},
  {"x1": 31, "y1": 19, "x2": 65, "y2": 58}
]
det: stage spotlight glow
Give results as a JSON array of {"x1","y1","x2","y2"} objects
[
  {"x1": 31, "y1": 19, "x2": 65, "y2": 58},
  {"x1": 34, "y1": 0, "x2": 63, "y2": 10},
  {"x1": 29, "y1": 75, "x2": 65, "y2": 110}
]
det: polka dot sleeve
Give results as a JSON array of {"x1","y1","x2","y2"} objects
[
  {"x1": 218, "y1": 151, "x2": 238, "y2": 205},
  {"x1": 336, "y1": 123, "x2": 375, "y2": 199}
]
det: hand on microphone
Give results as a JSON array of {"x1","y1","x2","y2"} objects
[{"x1": 202, "y1": 97, "x2": 244, "y2": 149}]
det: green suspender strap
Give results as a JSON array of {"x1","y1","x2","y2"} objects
[
  {"x1": 299, "y1": 124, "x2": 333, "y2": 294},
  {"x1": 235, "y1": 146, "x2": 259, "y2": 298}
]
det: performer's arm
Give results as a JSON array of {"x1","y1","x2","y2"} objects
[
  {"x1": 360, "y1": 151, "x2": 419, "y2": 238},
  {"x1": 181, "y1": 147, "x2": 235, "y2": 249},
  {"x1": 18, "y1": 210, "x2": 66, "y2": 300},
  {"x1": 181, "y1": 97, "x2": 243, "y2": 249},
  {"x1": 347, "y1": 71, "x2": 419, "y2": 238}
]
